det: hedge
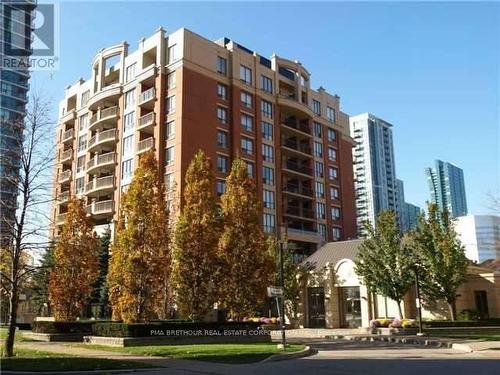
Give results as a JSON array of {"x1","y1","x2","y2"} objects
[
  {"x1": 423, "y1": 319, "x2": 500, "y2": 328},
  {"x1": 92, "y1": 321, "x2": 263, "y2": 337},
  {"x1": 32, "y1": 321, "x2": 96, "y2": 334}
]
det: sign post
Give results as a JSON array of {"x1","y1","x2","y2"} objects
[{"x1": 267, "y1": 285, "x2": 286, "y2": 349}]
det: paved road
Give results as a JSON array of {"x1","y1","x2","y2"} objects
[{"x1": 36, "y1": 340, "x2": 498, "y2": 375}]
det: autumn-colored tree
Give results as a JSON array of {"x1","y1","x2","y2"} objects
[
  {"x1": 218, "y1": 159, "x2": 274, "y2": 319},
  {"x1": 171, "y1": 150, "x2": 221, "y2": 321},
  {"x1": 49, "y1": 198, "x2": 99, "y2": 321},
  {"x1": 413, "y1": 203, "x2": 468, "y2": 321},
  {"x1": 107, "y1": 151, "x2": 170, "y2": 323}
]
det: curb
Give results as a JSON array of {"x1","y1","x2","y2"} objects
[
  {"x1": 325, "y1": 334, "x2": 456, "y2": 349},
  {"x1": 1, "y1": 370, "x2": 161, "y2": 375},
  {"x1": 260, "y1": 345, "x2": 316, "y2": 363}
]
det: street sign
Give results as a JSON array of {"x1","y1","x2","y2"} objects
[{"x1": 267, "y1": 286, "x2": 284, "y2": 298}]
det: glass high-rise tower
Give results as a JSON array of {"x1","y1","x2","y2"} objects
[{"x1": 426, "y1": 159, "x2": 467, "y2": 218}]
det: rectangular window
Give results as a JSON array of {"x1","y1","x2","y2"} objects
[
  {"x1": 217, "y1": 130, "x2": 229, "y2": 148},
  {"x1": 330, "y1": 186, "x2": 339, "y2": 200},
  {"x1": 317, "y1": 223, "x2": 327, "y2": 240},
  {"x1": 166, "y1": 120, "x2": 175, "y2": 139},
  {"x1": 316, "y1": 202, "x2": 326, "y2": 219},
  {"x1": 217, "y1": 56, "x2": 227, "y2": 75},
  {"x1": 327, "y1": 106, "x2": 336, "y2": 122},
  {"x1": 216, "y1": 180, "x2": 226, "y2": 196},
  {"x1": 261, "y1": 75, "x2": 273, "y2": 94},
  {"x1": 241, "y1": 137, "x2": 254, "y2": 155},
  {"x1": 76, "y1": 156, "x2": 85, "y2": 174},
  {"x1": 168, "y1": 44, "x2": 177, "y2": 64},
  {"x1": 241, "y1": 91, "x2": 252, "y2": 108},
  {"x1": 217, "y1": 83, "x2": 228, "y2": 100},
  {"x1": 79, "y1": 113, "x2": 88, "y2": 132},
  {"x1": 164, "y1": 173, "x2": 174, "y2": 191},
  {"x1": 261, "y1": 100, "x2": 273, "y2": 118},
  {"x1": 125, "y1": 63, "x2": 136, "y2": 82},
  {"x1": 122, "y1": 135, "x2": 134, "y2": 155},
  {"x1": 125, "y1": 89, "x2": 135, "y2": 109},
  {"x1": 263, "y1": 166, "x2": 274, "y2": 185},
  {"x1": 327, "y1": 128, "x2": 336, "y2": 142},
  {"x1": 332, "y1": 207, "x2": 341, "y2": 220},
  {"x1": 314, "y1": 141, "x2": 323, "y2": 158},
  {"x1": 246, "y1": 161, "x2": 255, "y2": 177},
  {"x1": 263, "y1": 189, "x2": 275, "y2": 209},
  {"x1": 263, "y1": 213, "x2": 276, "y2": 234},
  {"x1": 78, "y1": 135, "x2": 87, "y2": 151},
  {"x1": 121, "y1": 159, "x2": 133, "y2": 179},
  {"x1": 262, "y1": 144, "x2": 274, "y2": 162},
  {"x1": 166, "y1": 95, "x2": 176, "y2": 113},
  {"x1": 167, "y1": 72, "x2": 176, "y2": 89},
  {"x1": 75, "y1": 177, "x2": 85, "y2": 194},
  {"x1": 241, "y1": 113, "x2": 254, "y2": 132},
  {"x1": 328, "y1": 147, "x2": 337, "y2": 161},
  {"x1": 240, "y1": 65, "x2": 252, "y2": 84},
  {"x1": 329, "y1": 166, "x2": 339, "y2": 180},
  {"x1": 312, "y1": 99, "x2": 321, "y2": 115},
  {"x1": 81, "y1": 91, "x2": 90, "y2": 107},
  {"x1": 315, "y1": 181, "x2": 325, "y2": 199},
  {"x1": 313, "y1": 122, "x2": 322, "y2": 138},
  {"x1": 165, "y1": 146, "x2": 174, "y2": 165},
  {"x1": 333, "y1": 227, "x2": 341, "y2": 240},
  {"x1": 217, "y1": 106, "x2": 228, "y2": 123},
  {"x1": 217, "y1": 155, "x2": 228, "y2": 173},
  {"x1": 315, "y1": 161, "x2": 324, "y2": 178},
  {"x1": 262, "y1": 121, "x2": 273, "y2": 140},
  {"x1": 124, "y1": 112, "x2": 135, "y2": 132}
]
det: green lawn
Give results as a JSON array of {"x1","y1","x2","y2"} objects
[
  {"x1": 0, "y1": 327, "x2": 32, "y2": 342},
  {"x1": 1, "y1": 347, "x2": 154, "y2": 372},
  {"x1": 77, "y1": 343, "x2": 305, "y2": 363}
]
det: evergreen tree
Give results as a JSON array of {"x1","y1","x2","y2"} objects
[
  {"x1": 30, "y1": 242, "x2": 55, "y2": 315},
  {"x1": 171, "y1": 150, "x2": 220, "y2": 321},
  {"x1": 218, "y1": 159, "x2": 274, "y2": 319},
  {"x1": 354, "y1": 210, "x2": 415, "y2": 319},
  {"x1": 49, "y1": 198, "x2": 99, "y2": 321},
  {"x1": 107, "y1": 151, "x2": 170, "y2": 323},
  {"x1": 90, "y1": 228, "x2": 111, "y2": 318},
  {"x1": 413, "y1": 203, "x2": 468, "y2": 321}
]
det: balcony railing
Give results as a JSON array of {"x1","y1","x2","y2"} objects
[
  {"x1": 139, "y1": 87, "x2": 156, "y2": 104},
  {"x1": 285, "y1": 206, "x2": 315, "y2": 219},
  {"x1": 86, "y1": 200, "x2": 114, "y2": 215},
  {"x1": 282, "y1": 117, "x2": 311, "y2": 134},
  {"x1": 283, "y1": 184, "x2": 313, "y2": 197},
  {"x1": 86, "y1": 175, "x2": 114, "y2": 193},
  {"x1": 62, "y1": 128, "x2": 74, "y2": 142},
  {"x1": 56, "y1": 212, "x2": 67, "y2": 225},
  {"x1": 86, "y1": 152, "x2": 115, "y2": 170},
  {"x1": 60, "y1": 148, "x2": 73, "y2": 162},
  {"x1": 58, "y1": 170, "x2": 71, "y2": 183},
  {"x1": 283, "y1": 160, "x2": 312, "y2": 176},
  {"x1": 137, "y1": 137, "x2": 154, "y2": 153},
  {"x1": 282, "y1": 139, "x2": 312, "y2": 155},
  {"x1": 88, "y1": 129, "x2": 117, "y2": 148},
  {"x1": 138, "y1": 112, "x2": 155, "y2": 129},
  {"x1": 57, "y1": 191, "x2": 70, "y2": 203},
  {"x1": 89, "y1": 106, "x2": 118, "y2": 128}
]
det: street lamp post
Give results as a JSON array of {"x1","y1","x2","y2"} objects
[
  {"x1": 414, "y1": 266, "x2": 424, "y2": 336},
  {"x1": 278, "y1": 240, "x2": 286, "y2": 348}
]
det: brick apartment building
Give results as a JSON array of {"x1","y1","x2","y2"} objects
[{"x1": 51, "y1": 27, "x2": 357, "y2": 258}]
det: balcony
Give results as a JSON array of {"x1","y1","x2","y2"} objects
[
  {"x1": 62, "y1": 128, "x2": 74, "y2": 143},
  {"x1": 283, "y1": 184, "x2": 314, "y2": 198},
  {"x1": 137, "y1": 112, "x2": 155, "y2": 133},
  {"x1": 56, "y1": 191, "x2": 70, "y2": 203},
  {"x1": 87, "y1": 129, "x2": 117, "y2": 152},
  {"x1": 136, "y1": 64, "x2": 157, "y2": 84},
  {"x1": 284, "y1": 205, "x2": 315, "y2": 220},
  {"x1": 89, "y1": 106, "x2": 118, "y2": 131},
  {"x1": 87, "y1": 152, "x2": 115, "y2": 174},
  {"x1": 139, "y1": 87, "x2": 156, "y2": 109},
  {"x1": 286, "y1": 227, "x2": 322, "y2": 244},
  {"x1": 277, "y1": 94, "x2": 314, "y2": 118},
  {"x1": 60, "y1": 109, "x2": 76, "y2": 124},
  {"x1": 282, "y1": 160, "x2": 313, "y2": 177},
  {"x1": 60, "y1": 148, "x2": 73, "y2": 164},
  {"x1": 56, "y1": 212, "x2": 67, "y2": 225},
  {"x1": 137, "y1": 137, "x2": 154, "y2": 154},
  {"x1": 58, "y1": 170, "x2": 71, "y2": 184},
  {"x1": 86, "y1": 200, "x2": 114, "y2": 218},
  {"x1": 281, "y1": 117, "x2": 311, "y2": 136},
  {"x1": 87, "y1": 83, "x2": 122, "y2": 110},
  {"x1": 281, "y1": 139, "x2": 312, "y2": 156},
  {"x1": 85, "y1": 175, "x2": 114, "y2": 196}
]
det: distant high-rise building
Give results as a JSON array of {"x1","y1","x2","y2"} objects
[
  {"x1": 350, "y1": 113, "x2": 398, "y2": 235},
  {"x1": 426, "y1": 160, "x2": 467, "y2": 218},
  {"x1": 455, "y1": 215, "x2": 500, "y2": 263},
  {"x1": 395, "y1": 178, "x2": 421, "y2": 231},
  {"x1": 0, "y1": 0, "x2": 36, "y2": 245}
]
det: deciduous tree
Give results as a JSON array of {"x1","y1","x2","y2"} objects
[
  {"x1": 218, "y1": 159, "x2": 274, "y2": 319},
  {"x1": 171, "y1": 151, "x2": 220, "y2": 321},
  {"x1": 354, "y1": 210, "x2": 415, "y2": 319},
  {"x1": 49, "y1": 198, "x2": 99, "y2": 321},
  {"x1": 107, "y1": 151, "x2": 170, "y2": 323},
  {"x1": 413, "y1": 203, "x2": 468, "y2": 321}
]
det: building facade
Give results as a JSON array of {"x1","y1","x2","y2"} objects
[
  {"x1": 51, "y1": 27, "x2": 357, "y2": 258},
  {"x1": 349, "y1": 113, "x2": 398, "y2": 236},
  {"x1": 402, "y1": 202, "x2": 421, "y2": 231},
  {"x1": 455, "y1": 215, "x2": 500, "y2": 263},
  {"x1": 0, "y1": 0, "x2": 36, "y2": 245},
  {"x1": 426, "y1": 159, "x2": 467, "y2": 218}
]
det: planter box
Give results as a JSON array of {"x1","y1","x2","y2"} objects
[
  {"x1": 84, "y1": 332, "x2": 271, "y2": 347},
  {"x1": 23, "y1": 332, "x2": 85, "y2": 342},
  {"x1": 371, "y1": 327, "x2": 418, "y2": 336}
]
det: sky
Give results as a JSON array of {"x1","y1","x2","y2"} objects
[{"x1": 33, "y1": 1, "x2": 500, "y2": 215}]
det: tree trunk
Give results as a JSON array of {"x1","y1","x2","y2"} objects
[
  {"x1": 396, "y1": 300, "x2": 404, "y2": 320},
  {"x1": 447, "y1": 300, "x2": 457, "y2": 321},
  {"x1": 4, "y1": 284, "x2": 19, "y2": 357}
]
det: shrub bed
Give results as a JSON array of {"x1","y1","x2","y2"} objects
[
  {"x1": 32, "y1": 321, "x2": 95, "y2": 334},
  {"x1": 92, "y1": 321, "x2": 263, "y2": 338}
]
